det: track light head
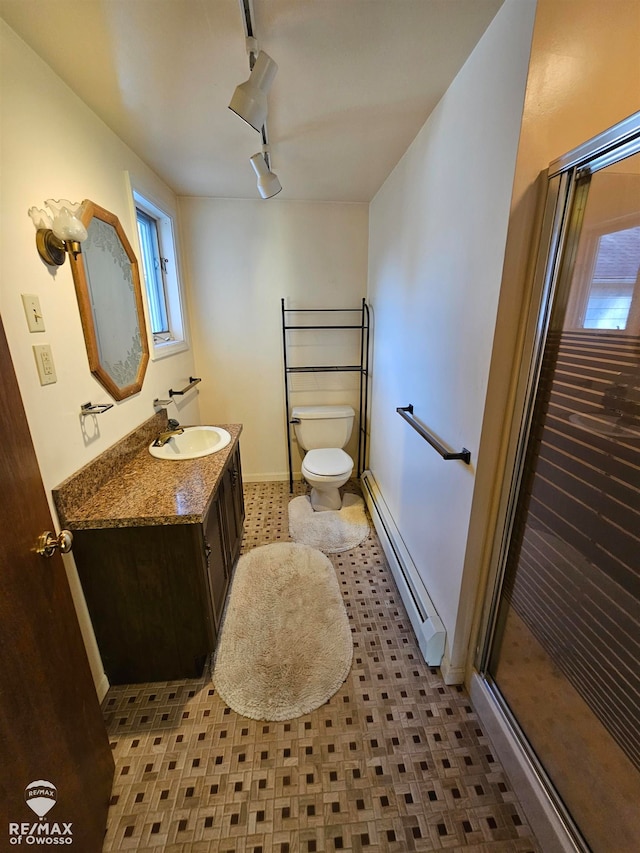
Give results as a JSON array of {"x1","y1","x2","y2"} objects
[
  {"x1": 249, "y1": 152, "x2": 282, "y2": 199},
  {"x1": 229, "y1": 51, "x2": 278, "y2": 132}
]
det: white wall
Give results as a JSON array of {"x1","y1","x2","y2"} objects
[
  {"x1": 0, "y1": 21, "x2": 200, "y2": 695},
  {"x1": 178, "y1": 198, "x2": 368, "y2": 480},
  {"x1": 366, "y1": 0, "x2": 536, "y2": 679}
]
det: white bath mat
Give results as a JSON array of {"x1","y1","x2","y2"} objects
[
  {"x1": 212, "y1": 542, "x2": 353, "y2": 720},
  {"x1": 288, "y1": 493, "x2": 370, "y2": 553}
]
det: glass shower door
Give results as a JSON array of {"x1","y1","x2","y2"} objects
[{"x1": 482, "y1": 137, "x2": 640, "y2": 851}]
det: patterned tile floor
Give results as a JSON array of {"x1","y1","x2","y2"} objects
[{"x1": 101, "y1": 480, "x2": 540, "y2": 852}]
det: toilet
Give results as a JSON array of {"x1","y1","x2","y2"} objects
[{"x1": 292, "y1": 404, "x2": 355, "y2": 512}]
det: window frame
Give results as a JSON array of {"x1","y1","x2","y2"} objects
[
  {"x1": 127, "y1": 175, "x2": 189, "y2": 361},
  {"x1": 136, "y1": 207, "x2": 170, "y2": 337},
  {"x1": 573, "y1": 212, "x2": 640, "y2": 331}
]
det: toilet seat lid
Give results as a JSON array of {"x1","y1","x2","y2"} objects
[{"x1": 303, "y1": 448, "x2": 353, "y2": 476}]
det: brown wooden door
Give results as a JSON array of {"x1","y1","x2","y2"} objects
[{"x1": 0, "y1": 315, "x2": 114, "y2": 850}]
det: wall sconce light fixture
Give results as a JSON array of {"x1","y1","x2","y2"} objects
[
  {"x1": 28, "y1": 199, "x2": 88, "y2": 266},
  {"x1": 250, "y1": 148, "x2": 282, "y2": 199},
  {"x1": 229, "y1": 48, "x2": 278, "y2": 132}
]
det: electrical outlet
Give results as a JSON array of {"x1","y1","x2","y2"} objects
[
  {"x1": 22, "y1": 293, "x2": 45, "y2": 332},
  {"x1": 33, "y1": 344, "x2": 57, "y2": 385}
]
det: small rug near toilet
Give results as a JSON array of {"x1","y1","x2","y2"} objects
[
  {"x1": 288, "y1": 493, "x2": 370, "y2": 553},
  {"x1": 212, "y1": 542, "x2": 353, "y2": 721}
]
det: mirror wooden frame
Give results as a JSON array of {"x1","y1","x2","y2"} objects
[{"x1": 69, "y1": 200, "x2": 149, "y2": 401}]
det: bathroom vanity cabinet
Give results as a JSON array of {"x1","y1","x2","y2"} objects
[{"x1": 54, "y1": 419, "x2": 245, "y2": 685}]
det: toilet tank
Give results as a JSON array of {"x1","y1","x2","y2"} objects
[{"x1": 292, "y1": 405, "x2": 355, "y2": 451}]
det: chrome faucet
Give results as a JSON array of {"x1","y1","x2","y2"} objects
[{"x1": 153, "y1": 426, "x2": 184, "y2": 447}]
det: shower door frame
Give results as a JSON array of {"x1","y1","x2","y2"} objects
[{"x1": 475, "y1": 110, "x2": 640, "y2": 850}]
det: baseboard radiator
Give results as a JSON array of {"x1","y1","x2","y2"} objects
[{"x1": 361, "y1": 470, "x2": 445, "y2": 666}]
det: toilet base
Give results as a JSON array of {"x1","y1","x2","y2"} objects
[{"x1": 310, "y1": 486, "x2": 342, "y2": 512}]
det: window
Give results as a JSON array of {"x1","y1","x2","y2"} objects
[
  {"x1": 583, "y1": 224, "x2": 640, "y2": 330},
  {"x1": 132, "y1": 187, "x2": 187, "y2": 358},
  {"x1": 137, "y1": 208, "x2": 169, "y2": 336}
]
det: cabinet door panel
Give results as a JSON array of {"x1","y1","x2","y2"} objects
[
  {"x1": 204, "y1": 497, "x2": 228, "y2": 628},
  {"x1": 221, "y1": 446, "x2": 244, "y2": 566},
  {"x1": 74, "y1": 525, "x2": 214, "y2": 683},
  {"x1": 231, "y1": 445, "x2": 245, "y2": 534}
]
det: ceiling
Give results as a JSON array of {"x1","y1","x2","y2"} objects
[{"x1": 0, "y1": 0, "x2": 504, "y2": 202}]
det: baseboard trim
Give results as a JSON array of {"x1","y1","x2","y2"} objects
[
  {"x1": 440, "y1": 655, "x2": 465, "y2": 686},
  {"x1": 470, "y1": 673, "x2": 583, "y2": 853},
  {"x1": 360, "y1": 470, "x2": 445, "y2": 667},
  {"x1": 96, "y1": 672, "x2": 110, "y2": 703},
  {"x1": 242, "y1": 472, "x2": 298, "y2": 483}
]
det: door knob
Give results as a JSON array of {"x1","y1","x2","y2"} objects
[{"x1": 36, "y1": 530, "x2": 73, "y2": 558}]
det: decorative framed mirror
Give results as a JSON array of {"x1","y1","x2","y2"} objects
[{"x1": 69, "y1": 200, "x2": 149, "y2": 401}]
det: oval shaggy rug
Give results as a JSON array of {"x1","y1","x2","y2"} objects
[{"x1": 212, "y1": 542, "x2": 353, "y2": 720}]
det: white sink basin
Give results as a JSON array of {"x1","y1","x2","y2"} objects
[{"x1": 149, "y1": 426, "x2": 231, "y2": 460}]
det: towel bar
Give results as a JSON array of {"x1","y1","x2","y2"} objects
[
  {"x1": 397, "y1": 405, "x2": 471, "y2": 464},
  {"x1": 80, "y1": 402, "x2": 113, "y2": 416},
  {"x1": 169, "y1": 376, "x2": 202, "y2": 397}
]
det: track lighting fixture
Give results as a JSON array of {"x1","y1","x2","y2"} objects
[
  {"x1": 230, "y1": 3, "x2": 283, "y2": 197},
  {"x1": 250, "y1": 149, "x2": 282, "y2": 199},
  {"x1": 228, "y1": 49, "x2": 278, "y2": 132}
]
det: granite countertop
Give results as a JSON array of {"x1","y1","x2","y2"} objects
[{"x1": 54, "y1": 419, "x2": 242, "y2": 530}]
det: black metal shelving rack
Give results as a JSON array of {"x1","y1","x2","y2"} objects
[{"x1": 282, "y1": 297, "x2": 370, "y2": 493}]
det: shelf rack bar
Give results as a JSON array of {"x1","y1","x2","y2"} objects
[
  {"x1": 283, "y1": 307, "x2": 363, "y2": 312},
  {"x1": 286, "y1": 365, "x2": 363, "y2": 373},
  {"x1": 396, "y1": 405, "x2": 471, "y2": 464},
  {"x1": 282, "y1": 299, "x2": 295, "y2": 493},
  {"x1": 360, "y1": 301, "x2": 370, "y2": 477},
  {"x1": 284, "y1": 324, "x2": 364, "y2": 330}
]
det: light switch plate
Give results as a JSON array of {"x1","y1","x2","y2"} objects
[
  {"x1": 33, "y1": 344, "x2": 57, "y2": 385},
  {"x1": 22, "y1": 293, "x2": 45, "y2": 332}
]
